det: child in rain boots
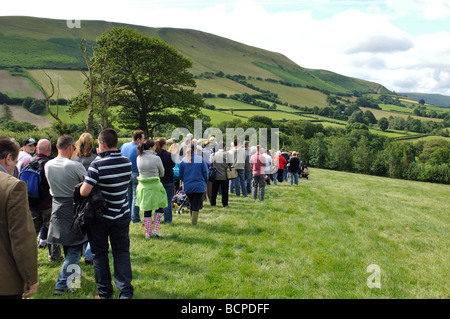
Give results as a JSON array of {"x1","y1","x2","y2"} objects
[{"x1": 143, "y1": 208, "x2": 164, "y2": 238}]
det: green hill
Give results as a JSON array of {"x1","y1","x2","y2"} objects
[
  {"x1": 1, "y1": 16, "x2": 449, "y2": 142},
  {"x1": 0, "y1": 16, "x2": 388, "y2": 95},
  {"x1": 400, "y1": 92, "x2": 450, "y2": 108}
]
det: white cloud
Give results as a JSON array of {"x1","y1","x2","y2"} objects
[{"x1": 386, "y1": 0, "x2": 450, "y2": 20}]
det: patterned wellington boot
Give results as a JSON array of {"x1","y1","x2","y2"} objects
[
  {"x1": 144, "y1": 217, "x2": 152, "y2": 238},
  {"x1": 152, "y1": 213, "x2": 163, "y2": 237}
]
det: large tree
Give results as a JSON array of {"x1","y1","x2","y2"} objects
[{"x1": 94, "y1": 27, "x2": 203, "y2": 137}]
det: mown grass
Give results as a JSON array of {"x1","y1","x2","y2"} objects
[{"x1": 32, "y1": 168, "x2": 449, "y2": 299}]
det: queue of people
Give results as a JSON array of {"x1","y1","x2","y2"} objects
[{"x1": 0, "y1": 130, "x2": 308, "y2": 299}]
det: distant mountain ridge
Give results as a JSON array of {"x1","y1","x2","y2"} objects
[{"x1": 400, "y1": 92, "x2": 450, "y2": 108}]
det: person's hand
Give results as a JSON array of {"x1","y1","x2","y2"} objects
[
  {"x1": 23, "y1": 281, "x2": 39, "y2": 299},
  {"x1": 167, "y1": 138, "x2": 174, "y2": 144}
]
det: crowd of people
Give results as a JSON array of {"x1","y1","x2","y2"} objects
[{"x1": 0, "y1": 128, "x2": 309, "y2": 299}]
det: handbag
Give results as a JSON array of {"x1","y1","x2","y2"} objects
[
  {"x1": 226, "y1": 164, "x2": 238, "y2": 180},
  {"x1": 208, "y1": 163, "x2": 216, "y2": 181}
]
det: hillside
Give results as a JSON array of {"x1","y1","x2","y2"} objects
[
  {"x1": 400, "y1": 92, "x2": 450, "y2": 108},
  {"x1": 0, "y1": 16, "x2": 449, "y2": 141},
  {"x1": 0, "y1": 16, "x2": 387, "y2": 94}
]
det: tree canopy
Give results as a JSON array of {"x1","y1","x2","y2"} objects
[{"x1": 73, "y1": 27, "x2": 203, "y2": 137}]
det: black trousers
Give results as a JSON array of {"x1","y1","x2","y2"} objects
[{"x1": 210, "y1": 179, "x2": 229, "y2": 207}]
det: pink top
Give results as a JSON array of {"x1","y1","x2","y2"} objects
[{"x1": 250, "y1": 152, "x2": 266, "y2": 175}]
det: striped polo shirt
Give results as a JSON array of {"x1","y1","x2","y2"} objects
[{"x1": 84, "y1": 150, "x2": 132, "y2": 220}]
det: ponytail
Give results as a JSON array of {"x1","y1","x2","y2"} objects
[{"x1": 137, "y1": 139, "x2": 155, "y2": 156}]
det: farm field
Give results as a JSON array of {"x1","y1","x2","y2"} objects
[
  {"x1": 246, "y1": 78, "x2": 329, "y2": 108},
  {"x1": 27, "y1": 69, "x2": 85, "y2": 99},
  {"x1": 32, "y1": 168, "x2": 450, "y2": 299},
  {"x1": 194, "y1": 77, "x2": 260, "y2": 96},
  {"x1": 360, "y1": 107, "x2": 443, "y2": 122},
  {"x1": 0, "y1": 70, "x2": 44, "y2": 99}
]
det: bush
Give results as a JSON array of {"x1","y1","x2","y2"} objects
[{"x1": 29, "y1": 99, "x2": 46, "y2": 114}]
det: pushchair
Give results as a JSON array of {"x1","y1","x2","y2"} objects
[{"x1": 172, "y1": 187, "x2": 190, "y2": 214}]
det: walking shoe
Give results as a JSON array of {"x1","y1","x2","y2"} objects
[
  {"x1": 54, "y1": 288, "x2": 75, "y2": 296},
  {"x1": 48, "y1": 255, "x2": 64, "y2": 262},
  {"x1": 38, "y1": 239, "x2": 47, "y2": 249},
  {"x1": 94, "y1": 292, "x2": 112, "y2": 299}
]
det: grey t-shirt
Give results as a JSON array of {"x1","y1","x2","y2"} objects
[{"x1": 44, "y1": 157, "x2": 86, "y2": 197}]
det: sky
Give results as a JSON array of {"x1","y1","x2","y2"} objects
[{"x1": 2, "y1": 0, "x2": 450, "y2": 95}]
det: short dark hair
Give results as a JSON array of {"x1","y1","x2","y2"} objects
[
  {"x1": 0, "y1": 136, "x2": 20, "y2": 161},
  {"x1": 132, "y1": 130, "x2": 144, "y2": 141},
  {"x1": 99, "y1": 128, "x2": 118, "y2": 149},
  {"x1": 57, "y1": 135, "x2": 75, "y2": 150}
]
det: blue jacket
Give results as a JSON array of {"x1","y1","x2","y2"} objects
[{"x1": 179, "y1": 154, "x2": 208, "y2": 194}]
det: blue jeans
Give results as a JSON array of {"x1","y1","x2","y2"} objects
[
  {"x1": 128, "y1": 171, "x2": 140, "y2": 223},
  {"x1": 245, "y1": 169, "x2": 252, "y2": 194},
  {"x1": 290, "y1": 172, "x2": 299, "y2": 185},
  {"x1": 55, "y1": 245, "x2": 83, "y2": 290},
  {"x1": 162, "y1": 182, "x2": 174, "y2": 223},
  {"x1": 86, "y1": 215, "x2": 133, "y2": 299},
  {"x1": 232, "y1": 169, "x2": 247, "y2": 197},
  {"x1": 273, "y1": 172, "x2": 278, "y2": 185},
  {"x1": 84, "y1": 242, "x2": 92, "y2": 260},
  {"x1": 283, "y1": 167, "x2": 288, "y2": 182}
]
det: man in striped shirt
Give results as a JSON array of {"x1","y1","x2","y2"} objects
[{"x1": 80, "y1": 128, "x2": 133, "y2": 299}]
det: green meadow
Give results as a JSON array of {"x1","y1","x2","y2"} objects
[{"x1": 33, "y1": 168, "x2": 449, "y2": 299}]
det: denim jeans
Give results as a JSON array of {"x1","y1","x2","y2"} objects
[
  {"x1": 128, "y1": 171, "x2": 140, "y2": 223},
  {"x1": 273, "y1": 172, "x2": 278, "y2": 185},
  {"x1": 162, "y1": 182, "x2": 174, "y2": 223},
  {"x1": 245, "y1": 169, "x2": 252, "y2": 194},
  {"x1": 290, "y1": 172, "x2": 299, "y2": 185},
  {"x1": 55, "y1": 245, "x2": 83, "y2": 290},
  {"x1": 252, "y1": 174, "x2": 266, "y2": 201},
  {"x1": 283, "y1": 167, "x2": 289, "y2": 182},
  {"x1": 84, "y1": 242, "x2": 92, "y2": 260},
  {"x1": 86, "y1": 215, "x2": 133, "y2": 299},
  {"x1": 232, "y1": 169, "x2": 247, "y2": 197}
]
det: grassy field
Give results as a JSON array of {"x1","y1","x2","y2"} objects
[
  {"x1": 32, "y1": 168, "x2": 449, "y2": 299},
  {"x1": 0, "y1": 70, "x2": 44, "y2": 98},
  {"x1": 28, "y1": 69, "x2": 85, "y2": 99},
  {"x1": 246, "y1": 79, "x2": 329, "y2": 108}
]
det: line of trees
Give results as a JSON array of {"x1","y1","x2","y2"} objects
[{"x1": 283, "y1": 121, "x2": 450, "y2": 184}]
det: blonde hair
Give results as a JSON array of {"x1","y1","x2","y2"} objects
[{"x1": 75, "y1": 133, "x2": 94, "y2": 157}]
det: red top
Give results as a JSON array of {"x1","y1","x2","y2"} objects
[
  {"x1": 277, "y1": 155, "x2": 287, "y2": 169},
  {"x1": 250, "y1": 152, "x2": 266, "y2": 174}
]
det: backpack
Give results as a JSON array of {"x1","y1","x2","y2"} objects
[{"x1": 20, "y1": 158, "x2": 47, "y2": 200}]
